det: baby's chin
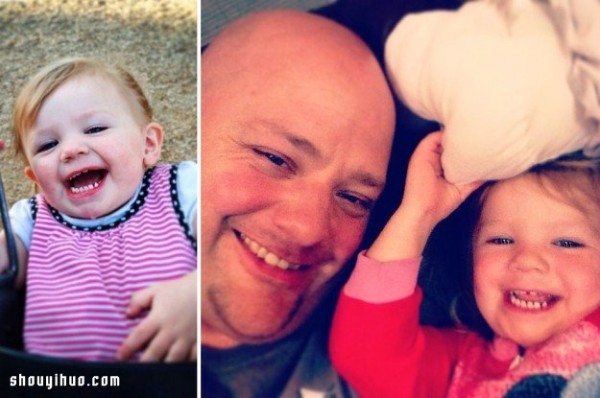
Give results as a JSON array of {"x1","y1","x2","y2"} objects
[
  {"x1": 502, "y1": 325, "x2": 565, "y2": 350},
  {"x1": 54, "y1": 200, "x2": 125, "y2": 221},
  {"x1": 57, "y1": 207, "x2": 112, "y2": 221}
]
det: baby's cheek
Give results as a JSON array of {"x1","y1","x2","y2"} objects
[
  {"x1": 577, "y1": 269, "x2": 600, "y2": 307},
  {"x1": 471, "y1": 259, "x2": 488, "y2": 295}
]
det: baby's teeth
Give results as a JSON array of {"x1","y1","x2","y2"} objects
[
  {"x1": 70, "y1": 181, "x2": 100, "y2": 194},
  {"x1": 509, "y1": 290, "x2": 550, "y2": 310}
]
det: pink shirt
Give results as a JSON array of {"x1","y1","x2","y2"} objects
[
  {"x1": 24, "y1": 164, "x2": 196, "y2": 361},
  {"x1": 331, "y1": 252, "x2": 600, "y2": 397}
]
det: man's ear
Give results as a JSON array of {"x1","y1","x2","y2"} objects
[
  {"x1": 24, "y1": 166, "x2": 38, "y2": 184},
  {"x1": 143, "y1": 122, "x2": 164, "y2": 167}
]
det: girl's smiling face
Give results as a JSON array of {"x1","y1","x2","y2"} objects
[
  {"x1": 473, "y1": 175, "x2": 600, "y2": 348},
  {"x1": 23, "y1": 74, "x2": 162, "y2": 219}
]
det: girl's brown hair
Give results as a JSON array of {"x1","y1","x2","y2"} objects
[
  {"x1": 12, "y1": 57, "x2": 153, "y2": 164},
  {"x1": 478, "y1": 154, "x2": 600, "y2": 229}
]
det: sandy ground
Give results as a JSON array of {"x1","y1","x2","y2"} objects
[{"x1": 0, "y1": 0, "x2": 197, "y2": 208}]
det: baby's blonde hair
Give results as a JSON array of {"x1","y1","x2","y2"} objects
[
  {"x1": 12, "y1": 57, "x2": 153, "y2": 165},
  {"x1": 478, "y1": 155, "x2": 600, "y2": 221},
  {"x1": 526, "y1": 155, "x2": 600, "y2": 225}
]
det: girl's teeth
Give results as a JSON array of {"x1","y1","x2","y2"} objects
[
  {"x1": 241, "y1": 234, "x2": 301, "y2": 270},
  {"x1": 509, "y1": 290, "x2": 551, "y2": 310},
  {"x1": 70, "y1": 181, "x2": 100, "y2": 193}
]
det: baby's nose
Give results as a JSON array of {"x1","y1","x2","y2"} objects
[{"x1": 60, "y1": 140, "x2": 89, "y2": 162}]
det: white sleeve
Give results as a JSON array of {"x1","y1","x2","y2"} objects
[
  {"x1": 176, "y1": 161, "x2": 197, "y2": 234},
  {"x1": 8, "y1": 197, "x2": 34, "y2": 251}
]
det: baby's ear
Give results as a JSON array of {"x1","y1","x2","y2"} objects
[
  {"x1": 24, "y1": 166, "x2": 38, "y2": 184},
  {"x1": 142, "y1": 122, "x2": 164, "y2": 167}
]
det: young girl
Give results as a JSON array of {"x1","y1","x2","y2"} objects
[
  {"x1": 330, "y1": 132, "x2": 600, "y2": 397},
  {"x1": 1, "y1": 57, "x2": 197, "y2": 362}
]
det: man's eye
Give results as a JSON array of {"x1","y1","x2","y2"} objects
[
  {"x1": 86, "y1": 126, "x2": 107, "y2": 134},
  {"x1": 264, "y1": 153, "x2": 285, "y2": 166},
  {"x1": 487, "y1": 237, "x2": 513, "y2": 245},
  {"x1": 253, "y1": 149, "x2": 286, "y2": 167},
  {"x1": 337, "y1": 192, "x2": 373, "y2": 213},
  {"x1": 554, "y1": 239, "x2": 583, "y2": 248}
]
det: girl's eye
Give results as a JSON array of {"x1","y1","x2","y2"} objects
[
  {"x1": 487, "y1": 237, "x2": 513, "y2": 245},
  {"x1": 554, "y1": 239, "x2": 584, "y2": 248},
  {"x1": 37, "y1": 141, "x2": 57, "y2": 153},
  {"x1": 86, "y1": 126, "x2": 107, "y2": 134}
]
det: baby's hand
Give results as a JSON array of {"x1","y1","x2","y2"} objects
[
  {"x1": 367, "y1": 132, "x2": 482, "y2": 261},
  {"x1": 402, "y1": 131, "x2": 482, "y2": 228},
  {"x1": 117, "y1": 270, "x2": 197, "y2": 362}
]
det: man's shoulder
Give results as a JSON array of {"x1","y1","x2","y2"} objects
[{"x1": 279, "y1": 326, "x2": 358, "y2": 398}]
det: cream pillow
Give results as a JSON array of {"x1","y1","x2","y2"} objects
[{"x1": 385, "y1": 0, "x2": 599, "y2": 183}]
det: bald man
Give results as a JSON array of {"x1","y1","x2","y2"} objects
[{"x1": 202, "y1": 10, "x2": 395, "y2": 397}]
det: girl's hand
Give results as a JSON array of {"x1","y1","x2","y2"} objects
[
  {"x1": 117, "y1": 270, "x2": 197, "y2": 362},
  {"x1": 367, "y1": 132, "x2": 482, "y2": 261},
  {"x1": 402, "y1": 131, "x2": 482, "y2": 229}
]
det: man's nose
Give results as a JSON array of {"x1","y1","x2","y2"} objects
[
  {"x1": 273, "y1": 184, "x2": 333, "y2": 248},
  {"x1": 60, "y1": 139, "x2": 89, "y2": 162},
  {"x1": 508, "y1": 245, "x2": 549, "y2": 273}
]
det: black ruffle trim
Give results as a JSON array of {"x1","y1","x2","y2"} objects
[
  {"x1": 169, "y1": 164, "x2": 197, "y2": 251},
  {"x1": 30, "y1": 167, "x2": 153, "y2": 232}
]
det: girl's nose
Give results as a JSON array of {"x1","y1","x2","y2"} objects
[
  {"x1": 509, "y1": 246, "x2": 549, "y2": 273},
  {"x1": 60, "y1": 140, "x2": 89, "y2": 162}
]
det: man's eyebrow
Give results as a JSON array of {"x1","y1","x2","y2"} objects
[
  {"x1": 250, "y1": 119, "x2": 384, "y2": 188},
  {"x1": 284, "y1": 133, "x2": 320, "y2": 158},
  {"x1": 351, "y1": 173, "x2": 385, "y2": 189},
  {"x1": 251, "y1": 119, "x2": 321, "y2": 158}
]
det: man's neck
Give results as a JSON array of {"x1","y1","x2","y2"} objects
[{"x1": 201, "y1": 321, "x2": 241, "y2": 349}]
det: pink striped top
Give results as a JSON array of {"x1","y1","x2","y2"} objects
[{"x1": 24, "y1": 164, "x2": 197, "y2": 361}]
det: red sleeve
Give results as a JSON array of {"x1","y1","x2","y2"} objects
[
  {"x1": 330, "y1": 288, "x2": 462, "y2": 398},
  {"x1": 584, "y1": 306, "x2": 600, "y2": 328}
]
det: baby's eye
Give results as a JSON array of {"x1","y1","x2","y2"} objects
[
  {"x1": 554, "y1": 239, "x2": 584, "y2": 248},
  {"x1": 487, "y1": 237, "x2": 514, "y2": 245},
  {"x1": 86, "y1": 125, "x2": 107, "y2": 134},
  {"x1": 36, "y1": 140, "x2": 57, "y2": 153}
]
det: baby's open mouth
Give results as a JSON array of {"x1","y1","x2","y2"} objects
[
  {"x1": 508, "y1": 290, "x2": 559, "y2": 311},
  {"x1": 67, "y1": 169, "x2": 107, "y2": 194}
]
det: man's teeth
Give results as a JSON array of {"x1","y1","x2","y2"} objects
[
  {"x1": 240, "y1": 233, "x2": 302, "y2": 270},
  {"x1": 70, "y1": 181, "x2": 100, "y2": 194},
  {"x1": 509, "y1": 290, "x2": 551, "y2": 310}
]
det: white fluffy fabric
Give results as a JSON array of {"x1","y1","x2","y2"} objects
[{"x1": 385, "y1": 0, "x2": 600, "y2": 183}]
